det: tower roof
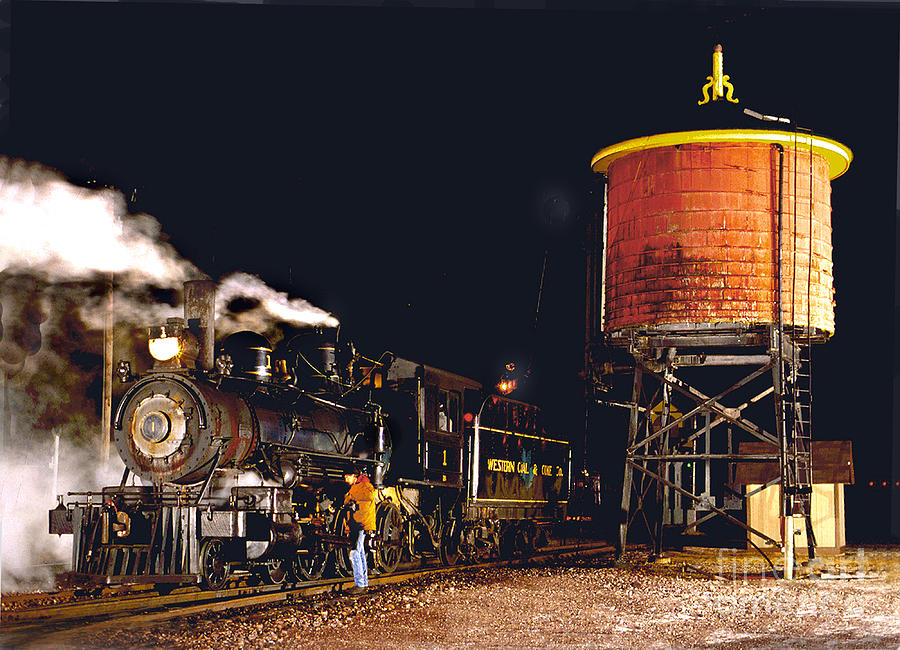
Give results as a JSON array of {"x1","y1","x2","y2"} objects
[{"x1": 591, "y1": 128, "x2": 853, "y2": 179}]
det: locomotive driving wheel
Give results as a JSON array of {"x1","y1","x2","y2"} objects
[
  {"x1": 261, "y1": 558, "x2": 288, "y2": 585},
  {"x1": 200, "y1": 538, "x2": 230, "y2": 590},
  {"x1": 439, "y1": 517, "x2": 461, "y2": 566},
  {"x1": 289, "y1": 548, "x2": 326, "y2": 582},
  {"x1": 374, "y1": 500, "x2": 403, "y2": 574},
  {"x1": 331, "y1": 505, "x2": 354, "y2": 578}
]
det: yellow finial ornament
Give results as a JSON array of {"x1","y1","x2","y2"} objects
[{"x1": 698, "y1": 44, "x2": 738, "y2": 105}]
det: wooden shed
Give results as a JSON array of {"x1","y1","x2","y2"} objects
[{"x1": 734, "y1": 441, "x2": 854, "y2": 554}]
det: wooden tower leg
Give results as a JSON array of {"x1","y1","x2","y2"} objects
[{"x1": 617, "y1": 366, "x2": 643, "y2": 558}]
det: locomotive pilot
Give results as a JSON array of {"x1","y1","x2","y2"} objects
[{"x1": 343, "y1": 464, "x2": 376, "y2": 593}]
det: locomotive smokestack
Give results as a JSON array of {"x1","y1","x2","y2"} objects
[{"x1": 183, "y1": 280, "x2": 216, "y2": 371}]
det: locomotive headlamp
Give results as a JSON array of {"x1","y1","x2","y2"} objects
[
  {"x1": 147, "y1": 318, "x2": 199, "y2": 368},
  {"x1": 149, "y1": 319, "x2": 185, "y2": 361},
  {"x1": 149, "y1": 335, "x2": 182, "y2": 362}
]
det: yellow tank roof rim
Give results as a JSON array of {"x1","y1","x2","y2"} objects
[{"x1": 591, "y1": 129, "x2": 853, "y2": 179}]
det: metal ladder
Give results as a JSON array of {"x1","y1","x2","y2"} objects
[
  {"x1": 787, "y1": 340, "x2": 814, "y2": 514},
  {"x1": 778, "y1": 335, "x2": 817, "y2": 569}
]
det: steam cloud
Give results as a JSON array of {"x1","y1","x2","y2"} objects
[
  {"x1": 0, "y1": 157, "x2": 339, "y2": 591},
  {"x1": 0, "y1": 156, "x2": 339, "y2": 332},
  {"x1": 1, "y1": 434, "x2": 126, "y2": 592},
  {"x1": 216, "y1": 272, "x2": 340, "y2": 337},
  {"x1": 0, "y1": 157, "x2": 198, "y2": 286}
]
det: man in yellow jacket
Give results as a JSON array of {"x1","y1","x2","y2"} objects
[{"x1": 343, "y1": 464, "x2": 376, "y2": 593}]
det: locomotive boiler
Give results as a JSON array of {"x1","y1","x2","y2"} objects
[{"x1": 50, "y1": 280, "x2": 571, "y2": 589}]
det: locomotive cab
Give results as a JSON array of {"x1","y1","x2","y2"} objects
[{"x1": 379, "y1": 358, "x2": 481, "y2": 488}]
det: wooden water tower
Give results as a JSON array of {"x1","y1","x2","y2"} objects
[{"x1": 585, "y1": 45, "x2": 852, "y2": 577}]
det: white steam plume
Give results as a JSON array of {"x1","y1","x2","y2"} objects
[
  {"x1": 0, "y1": 157, "x2": 340, "y2": 333},
  {"x1": 216, "y1": 272, "x2": 339, "y2": 337},
  {"x1": 0, "y1": 157, "x2": 198, "y2": 286}
]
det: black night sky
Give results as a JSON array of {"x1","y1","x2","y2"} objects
[{"x1": 5, "y1": 2, "x2": 900, "y2": 539}]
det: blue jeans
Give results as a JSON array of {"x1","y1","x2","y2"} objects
[{"x1": 350, "y1": 529, "x2": 369, "y2": 587}]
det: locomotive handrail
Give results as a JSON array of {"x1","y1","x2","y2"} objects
[
  {"x1": 301, "y1": 391, "x2": 362, "y2": 412},
  {"x1": 264, "y1": 443, "x2": 382, "y2": 466},
  {"x1": 61, "y1": 493, "x2": 191, "y2": 510},
  {"x1": 113, "y1": 373, "x2": 208, "y2": 430},
  {"x1": 193, "y1": 446, "x2": 223, "y2": 507},
  {"x1": 396, "y1": 478, "x2": 456, "y2": 489}
]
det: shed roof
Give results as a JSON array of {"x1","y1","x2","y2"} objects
[{"x1": 733, "y1": 440, "x2": 854, "y2": 485}]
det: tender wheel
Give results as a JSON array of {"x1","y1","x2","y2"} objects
[
  {"x1": 499, "y1": 526, "x2": 517, "y2": 559},
  {"x1": 262, "y1": 558, "x2": 288, "y2": 585},
  {"x1": 458, "y1": 524, "x2": 478, "y2": 564},
  {"x1": 375, "y1": 500, "x2": 404, "y2": 574},
  {"x1": 514, "y1": 524, "x2": 534, "y2": 557},
  {"x1": 488, "y1": 530, "x2": 501, "y2": 559},
  {"x1": 439, "y1": 517, "x2": 461, "y2": 566},
  {"x1": 200, "y1": 538, "x2": 230, "y2": 590}
]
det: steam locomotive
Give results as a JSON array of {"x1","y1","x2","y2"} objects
[{"x1": 49, "y1": 281, "x2": 571, "y2": 589}]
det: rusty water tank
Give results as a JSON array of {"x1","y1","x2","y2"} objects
[{"x1": 591, "y1": 130, "x2": 852, "y2": 339}]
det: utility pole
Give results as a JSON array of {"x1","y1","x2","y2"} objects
[{"x1": 101, "y1": 273, "x2": 114, "y2": 464}]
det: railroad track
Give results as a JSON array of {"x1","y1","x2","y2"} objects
[{"x1": 2, "y1": 541, "x2": 613, "y2": 646}]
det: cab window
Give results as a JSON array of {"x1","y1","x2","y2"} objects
[{"x1": 437, "y1": 389, "x2": 460, "y2": 433}]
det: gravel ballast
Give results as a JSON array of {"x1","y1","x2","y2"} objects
[{"x1": 22, "y1": 546, "x2": 900, "y2": 649}]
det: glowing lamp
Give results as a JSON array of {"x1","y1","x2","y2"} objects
[
  {"x1": 147, "y1": 318, "x2": 199, "y2": 368},
  {"x1": 496, "y1": 378, "x2": 517, "y2": 395},
  {"x1": 495, "y1": 361, "x2": 521, "y2": 395},
  {"x1": 463, "y1": 412, "x2": 474, "y2": 423},
  {"x1": 149, "y1": 336, "x2": 182, "y2": 361}
]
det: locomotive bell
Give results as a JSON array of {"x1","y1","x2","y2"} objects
[
  {"x1": 219, "y1": 331, "x2": 273, "y2": 381},
  {"x1": 284, "y1": 327, "x2": 341, "y2": 388}
]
